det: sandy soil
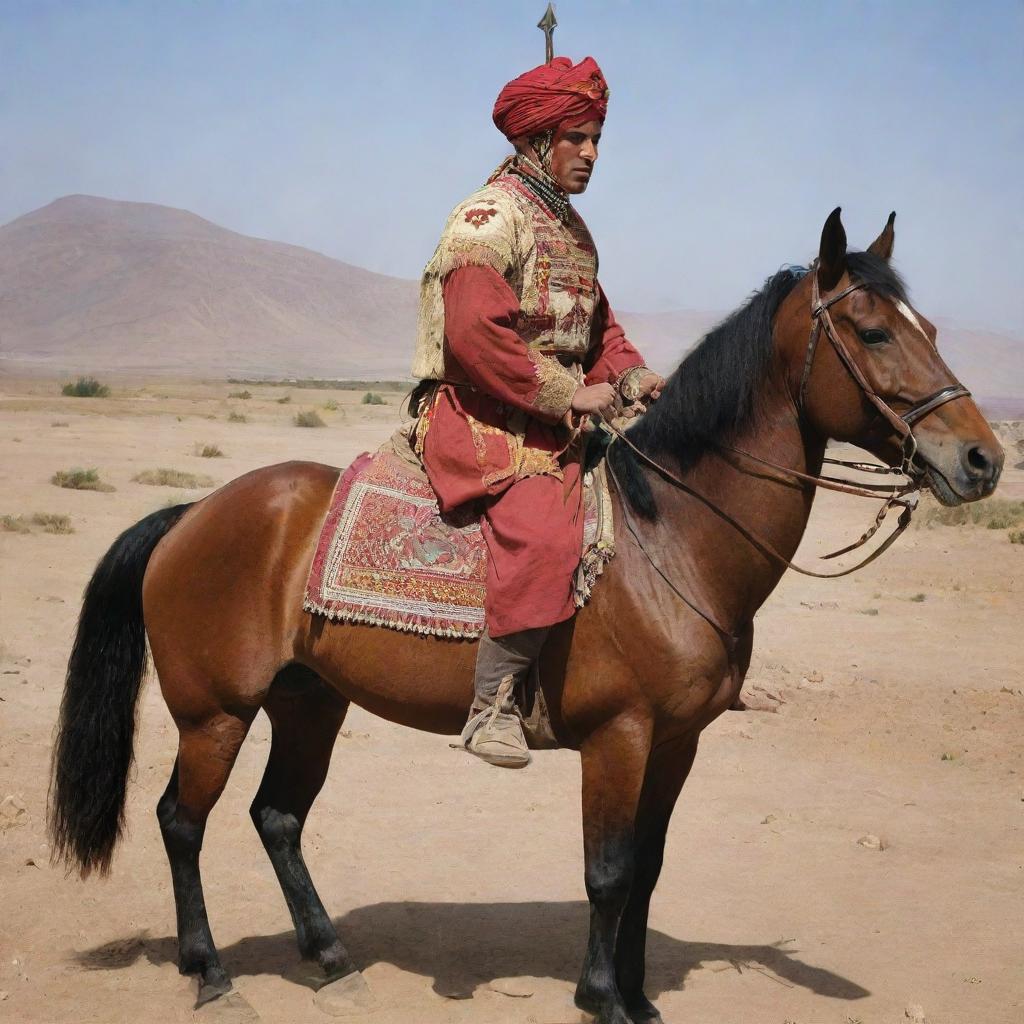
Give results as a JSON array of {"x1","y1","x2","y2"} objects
[{"x1": 1, "y1": 376, "x2": 1021, "y2": 1024}]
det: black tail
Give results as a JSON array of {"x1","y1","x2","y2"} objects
[{"x1": 49, "y1": 503, "x2": 191, "y2": 876}]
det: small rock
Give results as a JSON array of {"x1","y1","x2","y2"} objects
[
  {"x1": 905, "y1": 1004, "x2": 927, "y2": 1022},
  {"x1": 761, "y1": 814, "x2": 777, "y2": 825},
  {"x1": 856, "y1": 834, "x2": 886, "y2": 851},
  {"x1": 0, "y1": 795, "x2": 27, "y2": 831},
  {"x1": 805, "y1": 670, "x2": 824, "y2": 684},
  {"x1": 0, "y1": 990, "x2": 8, "y2": 1001},
  {"x1": 488, "y1": 977, "x2": 535, "y2": 998},
  {"x1": 741, "y1": 688, "x2": 782, "y2": 713}
]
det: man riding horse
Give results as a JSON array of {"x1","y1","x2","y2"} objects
[{"x1": 410, "y1": 55, "x2": 665, "y2": 768}]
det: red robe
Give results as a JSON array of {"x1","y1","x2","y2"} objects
[{"x1": 419, "y1": 264, "x2": 645, "y2": 636}]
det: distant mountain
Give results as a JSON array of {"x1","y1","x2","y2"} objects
[
  {"x1": 0, "y1": 195, "x2": 1020, "y2": 402},
  {"x1": 0, "y1": 195, "x2": 418, "y2": 378}
]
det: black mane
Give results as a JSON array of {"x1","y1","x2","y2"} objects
[{"x1": 610, "y1": 250, "x2": 909, "y2": 519}]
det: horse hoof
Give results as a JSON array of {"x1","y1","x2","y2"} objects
[
  {"x1": 627, "y1": 997, "x2": 664, "y2": 1024},
  {"x1": 574, "y1": 993, "x2": 633, "y2": 1024},
  {"x1": 195, "y1": 976, "x2": 231, "y2": 1008},
  {"x1": 194, "y1": 989, "x2": 259, "y2": 1021},
  {"x1": 313, "y1": 970, "x2": 377, "y2": 1017}
]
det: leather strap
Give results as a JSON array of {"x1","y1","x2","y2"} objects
[
  {"x1": 604, "y1": 417, "x2": 918, "y2": 580},
  {"x1": 804, "y1": 270, "x2": 971, "y2": 453},
  {"x1": 902, "y1": 384, "x2": 972, "y2": 426},
  {"x1": 607, "y1": 457, "x2": 742, "y2": 650}
]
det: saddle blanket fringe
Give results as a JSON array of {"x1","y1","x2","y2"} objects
[{"x1": 303, "y1": 449, "x2": 613, "y2": 639}]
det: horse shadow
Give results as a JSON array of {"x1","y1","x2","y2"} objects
[{"x1": 75, "y1": 899, "x2": 869, "y2": 1003}]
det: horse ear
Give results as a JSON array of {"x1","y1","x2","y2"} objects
[
  {"x1": 817, "y1": 207, "x2": 847, "y2": 291},
  {"x1": 867, "y1": 211, "x2": 896, "y2": 260}
]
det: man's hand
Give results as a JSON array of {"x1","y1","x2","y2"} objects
[{"x1": 571, "y1": 382, "x2": 617, "y2": 416}]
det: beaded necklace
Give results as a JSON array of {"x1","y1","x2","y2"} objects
[{"x1": 511, "y1": 153, "x2": 573, "y2": 222}]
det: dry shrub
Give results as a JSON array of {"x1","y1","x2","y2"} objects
[
  {"x1": 52, "y1": 468, "x2": 115, "y2": 492},
  {"x1": 361, "y1": 392, "x2": 386, "y2": 406},
  {"x1": 193, "y1": 442, "x2": 224, "y2": 458},
  {"x1": 51, "y1": 420, "x2": 70, "y2": 428},
  {"x1": 276, "y1": 395, "x2": 292, "y2": 405},
  {"x1": 1, "y1": 515, "x2": 32, "y2": 534},
  {"x1": 133, "y1": 468, "x2": 215, "y2": 488},
  {"x1": 918, "y1": 497, "x2": 1024, "y2": 530},
  {"x1": 61, "y1": 376, "x2": 109, "y2": 398},
  {"x1": 228, "y1": 389, "x2": 252, "y2": 400},
  {"x1": 294, "y1": 410, "x2": 326, "y2": 428},
  {"x1": 227, "y1": 411, "x2": 247, "y2": 423},
  {"x1": 323, "y1": 399, "x2": 339, "y2": 411},
  {"x1": 32, "y1": 512, "x2": 74, "y2": 534},
  {"x1": 1010, "y1": 529, "x2": 1024, "y2": 545}
]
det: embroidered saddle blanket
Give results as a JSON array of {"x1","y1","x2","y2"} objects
[{"x1": 304, "y1": 448, "x2": 614, "y2": 639}]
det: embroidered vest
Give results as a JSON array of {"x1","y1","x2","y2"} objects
[{"x1": 412, "y1": 175, "x2": 599, "y2": 380}]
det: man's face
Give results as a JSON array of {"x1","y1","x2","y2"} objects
[{"x1": 549, "y1": 120, "x2": 602, "y2": 194}]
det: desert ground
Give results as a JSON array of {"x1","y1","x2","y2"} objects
[{"x1": 0, "y1": 375, "x2": 1021, "y2": 1024}]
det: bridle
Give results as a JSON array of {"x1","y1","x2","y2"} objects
[
  {"x1": 602, "y1": 266, "x2": 972, "y2": 645},
  {"x1": 797, "y1": 265, "x2": 970, "y2": 477}
]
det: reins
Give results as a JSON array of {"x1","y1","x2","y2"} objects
[
  {"x1": 604, "y1": 420, "x2": 918, "y2": 580},
  {"x1": 602, "y1": 266, "x2": 974, "y2": 631}
]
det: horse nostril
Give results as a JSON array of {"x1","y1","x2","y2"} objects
[{"x1": 964, "y1": 444, "x2": 994, "y2": 481}]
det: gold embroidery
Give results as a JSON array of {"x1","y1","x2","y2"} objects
[
  {"x1": 617, "y1": 365, "x2": 649, "y2": 402},
  {"x1": 516, "y1": 446, "x2": 563, "y2": 479},
  {"x1": 530, "y1": 352, "x2": 579, "y2": 419},
  {"x1": 467, "y1": 413, "x2": 518, "y2": 489}
]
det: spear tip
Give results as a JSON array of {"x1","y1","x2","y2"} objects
[{"x1": 537, "y1": 3, "x2": 557, "y2": 64}]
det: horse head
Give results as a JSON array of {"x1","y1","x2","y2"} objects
[{"x1": 775, "y1": 208, "x2": 1003, "y2": 505}]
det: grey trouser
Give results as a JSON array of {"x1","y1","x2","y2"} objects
[{"x1": 472, "y1": 626, "x2": 549, "y2": 709}]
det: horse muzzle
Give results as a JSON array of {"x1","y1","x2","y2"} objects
[{"x1": 916, "y1": 436, "x2": 1004, "y2": 506}]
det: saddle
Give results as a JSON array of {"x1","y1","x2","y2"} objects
[{"x1": 303, "y1": 429, "x2": 614, "y2": 641}]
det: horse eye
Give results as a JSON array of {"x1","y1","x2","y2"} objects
[{"x1": 859, "y1": 328, "x2": 890, "y2": 346}]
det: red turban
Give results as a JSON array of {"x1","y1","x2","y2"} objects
[{"x1": 492, "y1": 56, "x2": 609, "y2": 141}]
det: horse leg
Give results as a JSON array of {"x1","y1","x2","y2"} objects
[
  {"x1": 249, "y1": 666, "x2": 356, "y2": 981},
  {"x1": 157, "y1": 710, "x2": 254, "y2": 1007},
  {"x1": 575, "y1": 716, "x2": 653, "y2": 1024},
  {"x1": 615, "y1": 736, "x2": 700, "y2": 1024}
]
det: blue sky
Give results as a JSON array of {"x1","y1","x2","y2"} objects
[{"x1": 2, "y1": 0, "x2": 1022, "y2": 332}]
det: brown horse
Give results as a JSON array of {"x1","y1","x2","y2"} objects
[{"x1": 49, "y1": 210, "x2": 1002, "y2": 1024}]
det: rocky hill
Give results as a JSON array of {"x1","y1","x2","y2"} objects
[{"x1": 0, "y1": 195, "x2": 418, "y2": 379}]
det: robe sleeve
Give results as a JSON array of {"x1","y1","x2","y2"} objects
[
  {"x1": 584, "y1": 285, "x2": 648, "y2": 395},
  {"x1": 442, "y1": 265, "x2": 579, "y2": 424}
]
